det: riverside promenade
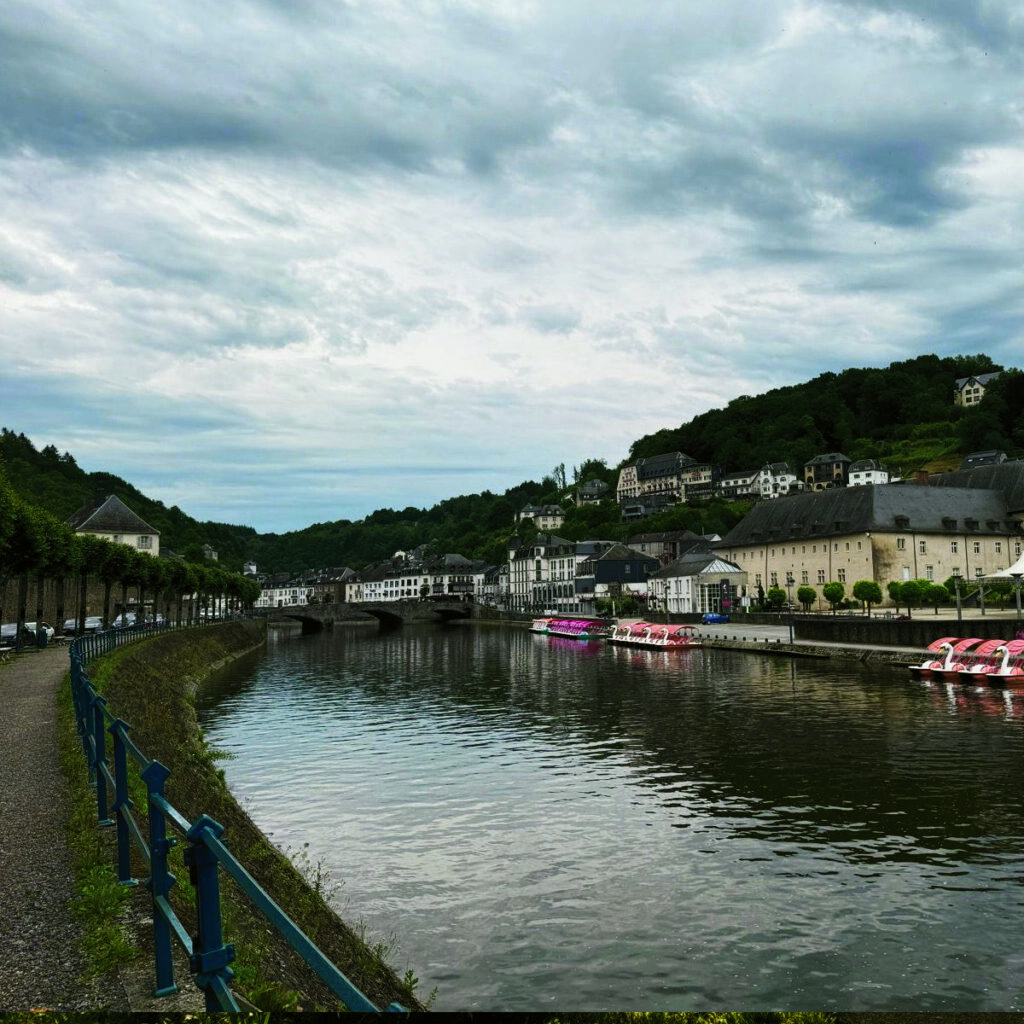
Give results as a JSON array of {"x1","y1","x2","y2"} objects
[
  {"x1": 0, "y1": 643, "x2": 201, "y2": 1013},
  {"x1": 0, "y1": 644, "x2": 122, "y2": 1011}
]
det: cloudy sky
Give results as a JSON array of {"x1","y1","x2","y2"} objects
[{"x1": 2, "y1": 1, "x2": 1023, "y2": 532}]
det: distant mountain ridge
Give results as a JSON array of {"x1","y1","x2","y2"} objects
[{"x1": 3, "y1": 353, "x2": 1020, "y2": 574}]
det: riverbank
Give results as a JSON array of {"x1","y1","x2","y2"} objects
[{"x1": 77, "y1": 621, "x2": 424, "y2": 1012}]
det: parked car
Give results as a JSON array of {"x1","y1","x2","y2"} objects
[
  {"x1": 112, "y1": 613, "x2": 137, "y2": 628},
  {"x1": 1, "y1": 623, "x2": 17, "y2": 642},
  {"x1": 64, "y1": 616, "x2": 104, "y2": 634},
  {"x1": 701, "y1": 612, "x2": 730, "y2": 624},
  {"x1": 24, "y1": 621, "x2": 55, "y2": 640}
]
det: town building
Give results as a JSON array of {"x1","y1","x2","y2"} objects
[
  {"x1": 759, "y1": 462, "x2": 801, "y2": 499},
  {"x1": 648, "y1": 552, "x2": 747, "y2": 617},
  {"x1": 66, "y1": 494, "x2": 160, "y2": 557},
  {"x1": 576, "y1": 479, "x2": 610, "y2": 504},
  {"x1": 517, "y1": 504, "x2": 565, "y2": 531},
  {"x1": 803, "y1": 453, "x2": 851, "y2": 491},
  {"x1": 616, "y1": 451, "x2": 721, "y2": 506},
  {"x1": 954, "y1": 372, "x2": 1001, "y2": 407},
  {"x1": 848, "y1": 459, "x2": 890, "y2": 486},
  {"x1": 573, "y1": 543, "x2": 661, "y2": 607},
  {"x1": 716, "y1": 482, "x2": 1024, "y2": 609},
  {"x1": 625, "y1": 530, "x2": 713, "y2": 565}
]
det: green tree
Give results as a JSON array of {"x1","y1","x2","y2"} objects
[
  {"x1": 822, "y1": 581, "x2": 845, "y2": 613},
  {"x1": 899, "y1": 579, "x2": 924, "y2": 617},
  {"x1": 852, "y1": 579, "x2": 883, "y2": 616},
  {"x1": 796, "y1": 585, "x2": 816, "y2": 611},
  {"x1": 921, "y1": 581, "x2": 949, "y2": 614},
  {"x1": 765, "y1": 586, "x2": 786, "y2": 610}
]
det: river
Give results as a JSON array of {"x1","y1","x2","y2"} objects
[{"x1": 195, "y1": 623, "x2": 1024, "y2": 1011}]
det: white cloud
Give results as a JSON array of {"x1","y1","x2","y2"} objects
[{"x1": 2, "y1": 0, "x2": 1023, "y2": 530}]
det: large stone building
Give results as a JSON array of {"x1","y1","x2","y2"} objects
[{"x1": 716, "y1": 482, "x2": 1024, "y2": 606}]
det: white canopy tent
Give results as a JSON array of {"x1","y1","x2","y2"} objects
[{"x1": 983, "y1": 552, "x2": 1024, "y2": 580}]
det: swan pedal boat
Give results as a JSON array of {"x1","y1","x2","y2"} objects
[
  {"x1": 912, "y1": 636, "x2": 1024, "y2": 684},
  {"x1": 606, "y1": 622, "x2": 701, "y2": 649}
]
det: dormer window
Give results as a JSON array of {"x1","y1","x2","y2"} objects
[
  {"x1": 895, "y1": 516, "x2": 910, "y2": 529},
  {"x1": 942, "y1": 517, "x2": 956, "y2": 530}
]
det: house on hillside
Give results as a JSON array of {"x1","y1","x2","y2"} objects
[
  {"x1": 759, "y1": 462, "x2": 801, "y2": 499},
  {"x1": 803, "y1": 453, "x2": 851, "y2": 491},
  {"x1": 66, "y1": 494, "x2": 160, "y2": 557},
  {"x1": 517, "y1": 504, "x2": 565, "y2": 531},
  {"x1": 616, "y1": 451, "x2": 721, "y2": 506},
  {"x1": 626, "y1": 530, "x2": 712, "y2": 565},
  {"x1": 954, "y1": 372, "x2": 1001, "y2": 407},
  {"x1": 848, "y1": 459, "x2": 890, "y2": 486},
  {"x1": 577, "y1": 479, "x2": 609, "y2": 504}
]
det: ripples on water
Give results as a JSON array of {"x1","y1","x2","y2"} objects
[{"x1": 196, "y1": 625, "x2": 1024, "y2": 1011}]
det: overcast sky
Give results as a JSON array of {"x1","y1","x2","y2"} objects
[{"x1": 2, "y1": 1, "x2": 1023, "y2": 532}]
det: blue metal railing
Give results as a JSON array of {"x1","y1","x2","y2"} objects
[{"x1": 69, "y1": 626, "x2": 405, "y2": 1012}]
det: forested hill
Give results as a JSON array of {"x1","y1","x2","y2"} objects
[
  {"x1": 3, "y1": 353, "x2": 1021, "y2": 575},
  {"x1": 629, "y1": 353, "x2": 1021, "y2": 474}
]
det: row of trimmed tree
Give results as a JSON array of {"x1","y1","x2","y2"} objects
[{"x1": 0, "y1": 473, "x2": 261, "y2": 642}]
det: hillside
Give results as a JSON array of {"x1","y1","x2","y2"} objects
[{"x1": 4, "y1": 353, "x2": 1021, "y2": 574}]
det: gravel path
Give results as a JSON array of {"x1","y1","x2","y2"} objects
[{"x1": 0, "y1": 645, "x2": 130, "y2": 1011}]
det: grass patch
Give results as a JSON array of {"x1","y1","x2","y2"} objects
[
  {"x1": 69, "y1": 622, "x2": 423, "y2": 1012},
  {"x1": 56, "y1": 666, "x2": 138, "y2": 979}
]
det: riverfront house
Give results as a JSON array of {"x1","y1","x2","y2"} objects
[{"x1": 715, "y1": 481, "x2": 1024, "y2": 597}]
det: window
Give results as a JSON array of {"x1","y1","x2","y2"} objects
[
  {"x1": 770, "y1": 572, "x2": 778, "y2": 587},
  {"x1": 950, "y1": 541, "x2": 958, "y2": 554},
  {"x1": 817, "y1": 569, "x2": 826, "y2": 584},
  {"x1": 137, "y1": 535, "x2": 152, "y2": 549},
  {"x1": 925, "y1": 565, "x2": 934, "y2": 580},
  {"x1": 845, "y1": 542, "x2": 850, "y2": 551},
  {"x1": 897, "y1": 537, "x2": 906, "y2": 550},
  {"x1": 837, "y1": 568, "x2": 846, "y2": 583},
  {"x1": 801, "y1": 570, "x2": 809, "y2": 584},
  {"x1": 996, "y1": 542, "x2": 1002, "y2": 554},
  {"x1": 976, "y1": 567, "x2": 985, "y2": 577},
  {"x1": 973, "y1": 541, "x2": 981, "y2": 554},
  {"x1": 919, "y1": 540, "x2": 927, "y2": 554}
]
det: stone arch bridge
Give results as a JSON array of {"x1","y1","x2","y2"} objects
[{"x1": 273, "y1": 599, "x2": 475, "y2": 633}]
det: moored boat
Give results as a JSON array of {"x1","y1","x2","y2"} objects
[
  {"x1": 606, "y1": 622, "x2": 700, "y2": 649},
  {"x1": 908, "y1": 636, "x2": 960, "y2": 677},
  {"x1": 958, "y1": 638, "x2": 1007, "y2": 680},
  {"x1": 984, "y1": 639, "x2": 1024, "y2": 684},
  {"x1": 545, "y1": 618, "x2": 608, "y2": 640},
  {"x1": 931, "y1": 637, "x2": 986, "y2": 680},
  {"x1": 530, "y1": 617, "x2": 554, "y2": 633}
]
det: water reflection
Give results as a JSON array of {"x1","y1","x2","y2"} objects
[{"x1": 197, "y1": 626, "x2": 1024, "y2": 1011}]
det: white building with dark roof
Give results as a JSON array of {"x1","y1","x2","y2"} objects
[
  {"x1": 954, "y1": 372, "x2": 1001, "y2": 407},
  {"x1": 66, "y1": 494, "x2": 160, "y2": 556}
]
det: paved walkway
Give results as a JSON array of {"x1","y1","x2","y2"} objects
[{"x1": 0, "y1": 644, "x2": 128, "y2": 1011}]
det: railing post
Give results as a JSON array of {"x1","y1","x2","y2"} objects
[
  {"x1": 111, "y1": 720, "x2": 137, "y2": 885},
  {"x1": 185, "y1": 815, "x2": 238, "y2": 1011},
  {"x1": 141, "y1": 759, "x2": 178, "y2": 997},
  {"x1": 92, "y1": 694, "x2": 113, "y2": 825}
]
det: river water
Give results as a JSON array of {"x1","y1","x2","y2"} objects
[{"x1": 195, "y1": 624, "x2": 1024, "y2": 1011}]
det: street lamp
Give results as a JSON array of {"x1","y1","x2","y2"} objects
[
  {"x1": 953, "y1": 575, "x2": 962, "y2": 624},
  {"x1": 785, "y1": 573, "x2": 795, "y2": 644},
  {"x1": 1012, "y1": 573, "x2": 1023, "y2": 626}
]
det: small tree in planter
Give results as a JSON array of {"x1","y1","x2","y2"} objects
[
  {"x1": 853, "y1": 579, "x2": 883, "y2": 617},
  {"x1": 797, "y1": 585, "x2": 817, "y2": 612},
  {"x1": 822, "y1": 581, "x2": 845, "y2": 614}
]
